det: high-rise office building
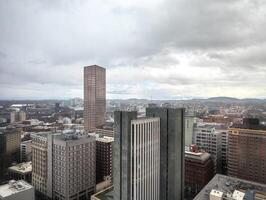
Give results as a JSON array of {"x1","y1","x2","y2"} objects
[
  {"x1": 219, "y1": 129, "x2": 228, "y2": 175},
  {"x1": 193, "y1": 124, "x2": 222, "y2": 173},
  {"x1": 185, "y1": 115, "x2": 196, "y2": 147},
  {"x1": 31, "y1": 133, "x2": 52, "y2": 199},
  {"x1": 10, "y1": 112, "x2": 16, "y2": 123},
  {"x1": 0, "y1": 128, "x2": 21, "y2": 182},
  {"x1": 10, "y1": 111, "x2": 26, "y2": 123},
  {"x1": 19, "y1": 111, "x2": 26, "y2": 122},
  {"x1": 228, "y1": 118, "x2": 266, "y2": 184},
  {"x1": 146, "y1": 107, "x2": 185, "y2": 200},
  {"x1": 84, "y1": 65, "x2": 106, "y2": 131},
  {"x1": 114, "y1": 111, "x2": 161, "y2": 200},
  {"x1": 20, "y1": 140, "x2": 32, "y2": 162},
  {"x1": 52, "y1": 133, "x2": 96, "y2": 200},
  {"x1": 32, "y1": 131, "x2": 96, "y2": 200},
  {"x1": 96, "y1": 136, "x2": 113, "y2": 184}
]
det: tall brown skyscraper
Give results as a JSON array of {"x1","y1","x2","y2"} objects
[{"x1": 84, "y1": 65, "x2": 106, "y2": 131}]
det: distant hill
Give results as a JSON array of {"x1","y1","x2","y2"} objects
[{"x1": 207, "y1": 97, "x2": 240, "y2": 101}]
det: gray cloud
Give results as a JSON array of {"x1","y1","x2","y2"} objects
[{"x1": 0, "y1": 0, "x2": 266, "y2": 99}]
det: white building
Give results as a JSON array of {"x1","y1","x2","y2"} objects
[
  {"x1": 193, "y1": 124, "x2": 222, "y2": 173},
  {"x1": 0, "y1": 180, "x2": 34, "y2": 200},
  {"x1": 10, "y1": 111, "x2": 26, "y2": 123},
  {"x1": 130, "y1": 117, "x2": 160, "y2": 200},
  {"x1": 209, "y1": 189, "x2": 223, "y2": 200},
  {"x1": 232, "y1": 190, "x2": 245, "y2": 200},
  {"x1": 20, "y1": 140, "x2": 32, "y2": 162},
  {"x1": 185, "y1": 115, "x2": 196, "y2": 146}
]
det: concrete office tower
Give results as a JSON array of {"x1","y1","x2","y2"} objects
[
  {"x1": 114, "y1": 111, "x2": 160, "y2": 200},
  {"x1": 84, "y1": 65, "x2": 106, "y2": 131},
  {"x1": 0, "y1": 180, "x2": 35, "y2": 200},
  {"x1": 228, "y1": 118, "x2": 266, "y2": 184},
  {"x1": 0, "y1": 128, "x2": 21, "y2": 182},
  {"x1": 146, "y1": 107, "x2": 185, "y2": 200},
  {"x1": 193, "y1": 124, "x2": 222, "y2": 173},
  {"x1": 96, "y1": 137, "x2": 113, "y2": 184},
  {"x1": 20, "y1": 140, "x2": 32, "y2": 162},
  {"x1": 19, "y1": 111, "x2": 26, "y2": 121},
  {"x1": 10, "y1": 111, "x2": 26, "y2": 123},
  {"x1": 31, "y1": 133, "x2": 51, "y2": 198},
  {"x1": 185, "y1": 115, "x2": 196, "y2": 147},
  {"x1": 10, "y1": 112, "x2": 16, "y2": 123},
  {"x1": 52, "y1": 133, "x2": 96, "y2": 200},
  {"x1": 220, "y1": 129, "x2": 228, "y2": 175}
]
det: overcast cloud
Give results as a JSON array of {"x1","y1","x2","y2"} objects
[{"x1": 0, "y1": 0, "x2": 266, "y2": 99}]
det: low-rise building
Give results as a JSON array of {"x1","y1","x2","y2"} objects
[
  {"x1": 8, "y1": 162, "x2": 32, "y2": 183},
  {"x1": 0, "y1": 180, "x2": 34, "y2": 200},
  {"x1": 185, "y1": 147, "x2": 214, "y2": 194}
]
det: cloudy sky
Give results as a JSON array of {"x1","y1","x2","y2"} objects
[{"x1": 0, "y1": 0, "x2": 266, "y2": 100}]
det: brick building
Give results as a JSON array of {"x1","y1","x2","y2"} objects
[{"x1": 228, "y1": 118, "x2": 266, "y2": 184}]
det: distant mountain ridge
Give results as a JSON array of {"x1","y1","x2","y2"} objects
[{"x1": 206, "y1": 97, "x2": 240, "y2": 101}]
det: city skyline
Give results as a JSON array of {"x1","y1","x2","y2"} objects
[
  {"x1": 1, "y1": 1, "x2": 266, "y2": 100},
  {"x1": 1, "y1": 1, "x2": 266, "y2": 199}
]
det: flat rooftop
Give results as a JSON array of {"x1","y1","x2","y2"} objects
[
  {"x1": 96, "y1": 136, "x2": 114, "y2": 143},
  {"x1": 91, "y1": 186, "x2": 114, "y2": 200},
  {"x1": 193, "y1": 174, "x2": 266, "y2": 200},
  {"x1": 8, "y1": 162, "x2": 32, "y2": 174},
  {"x1": 185, "y1": 151, "x2": 211, "y2": 162},
  {"x1": 54, "y1": 132, "x2": 93, "y2": 141},
  {"x1": 0, "y1": 180, "x2": 33, "y2": 198}
]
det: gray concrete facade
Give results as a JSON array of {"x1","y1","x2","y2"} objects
[
  {"x1": 146, "y1": 107, "x2": 185, "y2": 200},
  {"x1": 113, "y1": 111, "x2": 137, "y2": 200}
]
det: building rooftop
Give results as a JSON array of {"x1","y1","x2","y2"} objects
[
  {"x1": 193, "y1": 174, "x2": 266, "y2": 200},
  {"x1": 21, "y1": 140, "x2": 32, "y2": 145},
  {"x1": 54, "y1": 132, "x2": 94, "y2": 141},
  {"x1": 131, "y1": 117, "x2": 160, "y2": 123},
  {"x1": 231, "y1": 118, "x2": 266, "y2": 131},
  {"x1": 0, "y1": 180, "x2": 33, "y2": 198},
  {"x1": 8, "y1": 162, "x2": 32, "y2": 174},
  {"x1": 91, "y1": 186, "x2": 114, "y2": 200},
  {"x1": 185, "y1": 151, "x2": 211, "y2": 163},
  {"x1": 31, "y1": 131, "x2": 52, "y2": 138},
  {"x1": 96, "y1": 136, "x2": 114, "y2": 143}
]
